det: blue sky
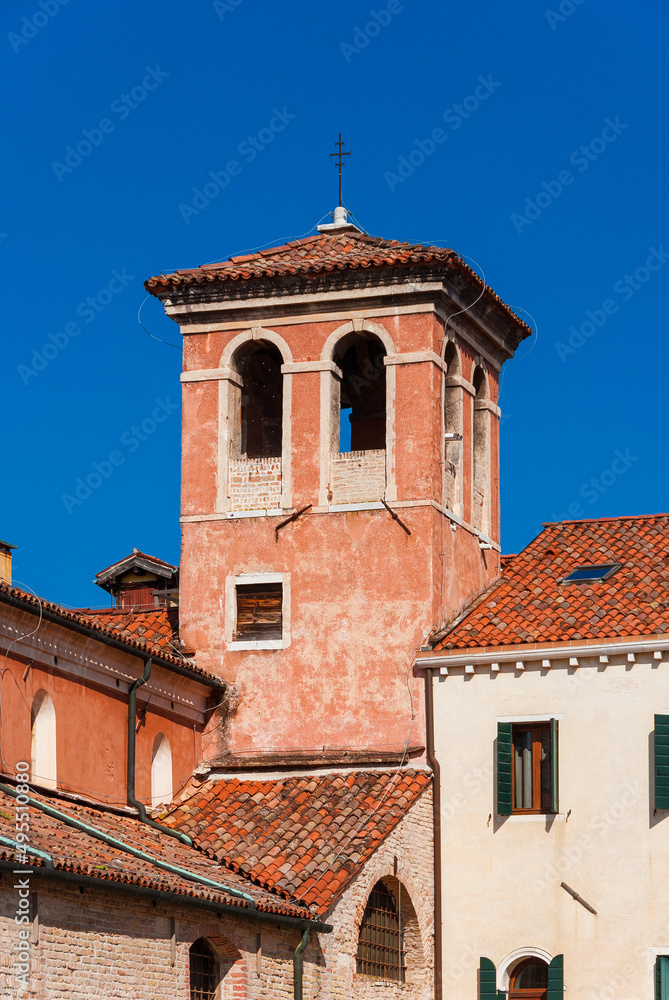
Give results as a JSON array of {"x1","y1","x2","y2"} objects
[{"x1": 2, "y1": 0, "x2": 667, "y2": 606}]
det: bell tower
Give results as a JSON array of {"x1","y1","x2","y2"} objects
[{"x1": 145, "y1": 212, "x2": 531, "y2": 764}]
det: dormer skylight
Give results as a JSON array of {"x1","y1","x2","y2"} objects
[{"x1": 561, "y1": 563, "x2": 621, "y2": 584}]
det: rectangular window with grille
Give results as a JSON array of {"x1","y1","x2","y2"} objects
[{"x1": 235, "y1": 582, "x2": 282, "y2": 641}]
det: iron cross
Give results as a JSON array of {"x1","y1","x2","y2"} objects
[{"x1": 329, "y1": 133, "x2": 351, "y2": 207}]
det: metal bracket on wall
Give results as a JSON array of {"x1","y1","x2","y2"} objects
[
  {"x1": 381, "y1": 499, "x2": 411, "y2": 536},
  {"x1": 275, "y1": 505, "x2": 313, "y2": 540},
  {"x1": 560, "y1": 881, "x2": 597, "y2": 914}
]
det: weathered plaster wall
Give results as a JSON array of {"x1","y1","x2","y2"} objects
[
  {"x1": 0, "y1": 608, "x2": 207, "y2": 808},
  {"x1": 180, "y1": 310, "x2": 501, "y2": 756}
]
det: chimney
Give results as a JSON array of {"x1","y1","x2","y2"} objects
[{"x1": 0, "y1": 540, "x2": 16, "y2": 585}]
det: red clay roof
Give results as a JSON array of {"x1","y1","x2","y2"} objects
[
  {"x1": 145, "y1": 232, "x2": 532, "y2": 339},
  {"x1": 163, "y1": 768, "x2": 431, "y2": 914},
  {"x1": 0, "y1": 583, "x2": 219, "y2": 687},
  {"x1": 434, "y1": 514, "x2": 669, "y2": 650},
  {"x1": 82, "y1": 606, "x2": 182, "y2": 655},
  {"x1": 0, "y1": 783, "x2": 310, "y2": 918}
]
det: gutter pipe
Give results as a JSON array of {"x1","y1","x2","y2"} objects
[
  {"x1": 126, "y1": 657, "x2": 192, "y2": 846},
  {"x1": 0, "y1": 781, "x2": 255, "y2": 908},
  {"x1": 294, "y1": 927, "x2": 310, "y2": 1000},
  {"x1": 424, "y1": 668, "x2": 442, "y2": 1000},
  {"x1": 0, "y1": 859, "x2": 333, "y2": 932},
  {"x1": 0, "y1": 833, "x2": 53, "y2": 867}
]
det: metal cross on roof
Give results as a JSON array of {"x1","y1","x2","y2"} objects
[{"x1": 329, "y1": 133, "x2": 351, "y2": 207}]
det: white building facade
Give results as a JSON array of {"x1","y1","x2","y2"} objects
[{"x1": 417, "y1": 514, "x2": 669, "y2": 1000}]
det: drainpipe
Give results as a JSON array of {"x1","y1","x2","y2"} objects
[
  {"x1": 294, "y1": 927, "x2": 310, "y2": 1000},
  {"x1": 425, "y1": 668, "x2": 442, "y2": 1000},
  {"x1": 127, "y1": 657, "x2": 191, "y2": 846}
]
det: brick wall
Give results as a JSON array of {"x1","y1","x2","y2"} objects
[
  {"x1": 229, "y1": 457, "x2": 282, "y2": 511},
  {"x1": 0, "y1": 784, "x2": 433, "y2": 999},
  {"x1": 330, "y1": 451, "x2": 386, "y2": 505},
  {"x1": 306, "y1": 783, "x2": 434, "y2": 1000}
]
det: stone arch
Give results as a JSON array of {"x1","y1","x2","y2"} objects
[
  {"x1": 320, "y1": 320, "x2": 396, "y2": 362},
  {"x1": 320, "y1": 321, "x2": 396, "y2": 503},
  {"x1": 472, "y1": 363, "x2": 491, "y2": 533},
  {"x1": 31, "y1": 690, "x2": 56, "y2": 790},
  {"x1": 443, "y1": 339, "x2": 464, "y2": 514},
  {"x1": 220, "y1": 327, "x2": 293, "y2": 369},
  {"x1": 355, "y1": 874, "x2": 427, "y2": 989},
  {"x1": 186, "y1": 926, "x2": 250, "y2": 1000},
  {"x1": 150, "y1": 733, "x2": 172, "y2": 808},
  {"x1": 443, "y1": 337, "x2": 461, "y2": 376},
  {"x1": 216, "y1": 328, "x2": 292, "y2": 512},
  {"x1": 497, "y1": 948, "x2": 553, "y2": 991}
]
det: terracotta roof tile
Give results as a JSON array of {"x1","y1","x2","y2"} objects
[
  {"x1": 144, "y1": 232, "x2": 531, "y2": 340},
  {"x1": 0, "y1": 583, "x2": 220, "y2": 688},
  {"x1": 434, "y1": 514, "x2": 669, "y2": 650},
  {"x1": 82, "y1": 606, "x2": 180, "y2": 654},
  {"x1": 0, "y1": 784, "x2": 310, "y2": 919},
  {"x1": 163, "y1": 769, "x2": 430, "y2": 914}
]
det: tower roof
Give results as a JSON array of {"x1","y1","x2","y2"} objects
[{"x1": 145, "y1": 231, "x2": 532, "y2": 338}]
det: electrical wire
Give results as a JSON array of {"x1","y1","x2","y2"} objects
[{"x1": 137, "y1": 212, "x2": 333, "y2": 351}]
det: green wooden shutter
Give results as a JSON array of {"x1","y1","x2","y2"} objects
[
  {"x1": 655, "y1": 716, "x2": 669, "y2": 810},
  {"x1": 547, "y1": 954, "x2": 563, "y2": 1000},
  {"x1": 550, "y1": 717, "x2": 559, "y2": 813},
  {"x1": 656, "y1": 955, "x2": 669, "y2": 1000},
  {"x1": 497, "y1": 723, "x2": 513, "y2": 815},
  {"x1": 479, "y1": 957, "x2": 497, "y2": 999}
]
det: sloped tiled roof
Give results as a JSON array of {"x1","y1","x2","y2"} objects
[
  {"x1": 434, "y1": 514, "x2": 669, "y2": 650},
  {"x1": 82, "y1": 606, "x2": 181, "y2": 655},
  {"x1": 0, "y1": 783, "x2": 310, "y2": 919},
  {"x1": 95, "y1": 549, "x2": 178, "y2": 580},
  {"x1": 0, "y1": 583, "x2": 219, "y2": 687},
  {"x1": 145, "y1": 232, "x2": 532, "y2": 339},
  {"x1": 163, "y1": 769, "x2": 431, "y2": 914}
]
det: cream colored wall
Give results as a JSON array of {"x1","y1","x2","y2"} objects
[{"x1": 432, "y1": 652, "x2": 669, "y2": 1000}]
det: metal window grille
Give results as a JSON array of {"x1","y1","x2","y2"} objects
[
  {"x1": 190, "y1": 938, "x2": 219, "y2": 1000},
  {"x1": 356, "y1": 880, "x2": 406, "y2": 981}
]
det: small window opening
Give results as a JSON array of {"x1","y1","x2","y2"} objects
[
  {"x1": 561, "y1": 563, "x2": 621, "y2": 584},
  {"x1": 509, "y1": 958, "x2": 548, "y2": 1000},
  {"x1": 190, "y1": 938, "x2": 219, "y2": 1000},
  {"x1": 235, "y1": 582, "x2": 282, "y2": 641},
  {"x1": 513, "y1": 723, "x2": 553, "y2": 814},
  {"x1": 235, "y1": 342, "x2": 283, "y2": 458},
  {"x1": 335, "y1": 335, "x2": 386, "y2": 452},
  {"x1": 356, "y1": 880, "x2": 405, "y2": 981}
]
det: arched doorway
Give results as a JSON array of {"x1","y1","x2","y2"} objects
[{"x1": 509, "y1": 958, "x2": 548, "y2": 1000}]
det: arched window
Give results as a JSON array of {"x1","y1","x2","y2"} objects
[
  {"x1": 357, "y1": 880, "x2": 405, "y2": 981},
  {"x1": 443, "y1": 341, "x2": 463, "y2": 514},
  {"x1": 472, "y1": 365, "x2": 490, "y2": 532},
  {"x1": 334, "y1": 333, "x2": 387, "y2": 453},
  {"x1": 232, "y1": 341, "x2": 283, "y2": 459},
  {"x1": 190, "y1": 938, "x2": 220, "y2": 1000},
  {"x1": 509, "y1": 958, "x2": 549, "y2": 1000},
  {"x1": 151, "y1": 733, "x2": 172, "y2": 808},
  {"x1": 31, "y1": 690, "x2": 56, "y2": 790}
]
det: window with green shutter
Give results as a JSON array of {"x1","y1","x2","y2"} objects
[
  {"x1": 497, "y1": 720, "x2": 559, "y2": 815},
  {"x1": 547, "y1": 954, "x2": 563, "y2": 1000},
  {"x1": 657, "y1": 955, "x2": 669, "y2": 1000},
  {"x1": 479, "y1": 957, "x2": 497, "y2": 999},
  {"x1": 654, "y1": 715, "x2": 669, "y2": 810}
]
